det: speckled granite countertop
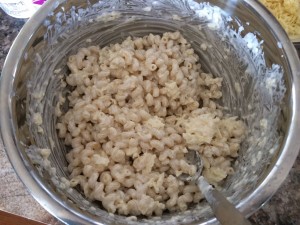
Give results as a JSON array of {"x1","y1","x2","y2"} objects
[{"x1": 0, "y1": 8, "x2": 299, "y2": 225}]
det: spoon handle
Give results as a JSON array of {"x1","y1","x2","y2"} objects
[{"x1": 197, "y1": 177, "x2": 252, "y2": 225}]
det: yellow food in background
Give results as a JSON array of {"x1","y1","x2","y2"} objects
[{"x1": 260, "y1": 0, "x2": 300, "y2": 38}]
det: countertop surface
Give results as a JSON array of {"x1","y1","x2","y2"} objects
[{"x1": 0, "y1": 8, "x2": 300, "y2": 225}]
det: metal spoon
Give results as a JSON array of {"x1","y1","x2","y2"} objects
[{"x1": 180, "y1": 150, "x2": 252, "y2": 225}]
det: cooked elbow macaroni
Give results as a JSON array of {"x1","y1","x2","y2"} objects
[{"x1": 57, "y1": 31, "x2": 246, "y2": 216}]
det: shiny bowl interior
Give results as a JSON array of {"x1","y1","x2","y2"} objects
[{"x1": 1, "y1": 0, "x2": 300, "y2": 224}]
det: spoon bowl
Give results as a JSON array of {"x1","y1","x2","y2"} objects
[
  {"x1": 179, "y1": 149, "x2": 204, "y2": 182},
  {"x1": 180, "y1": 149, "x2": 251, "y2": 225}
]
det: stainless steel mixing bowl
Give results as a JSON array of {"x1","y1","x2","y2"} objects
[{"x1": 1, "y1": 0, "x2": 300, "y2": 224}]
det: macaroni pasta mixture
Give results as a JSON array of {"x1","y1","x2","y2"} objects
[{"x1": 56, "y1": 31, "x2": 246, "y2": 216}]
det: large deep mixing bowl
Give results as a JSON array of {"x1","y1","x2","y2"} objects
[{"x1": 1, "y1": 0, "x2": 300, "y2": 224}]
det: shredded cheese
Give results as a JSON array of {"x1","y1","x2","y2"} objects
[{"x1": 259, "y1": 0, "x2": 300, "y2": 38}]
